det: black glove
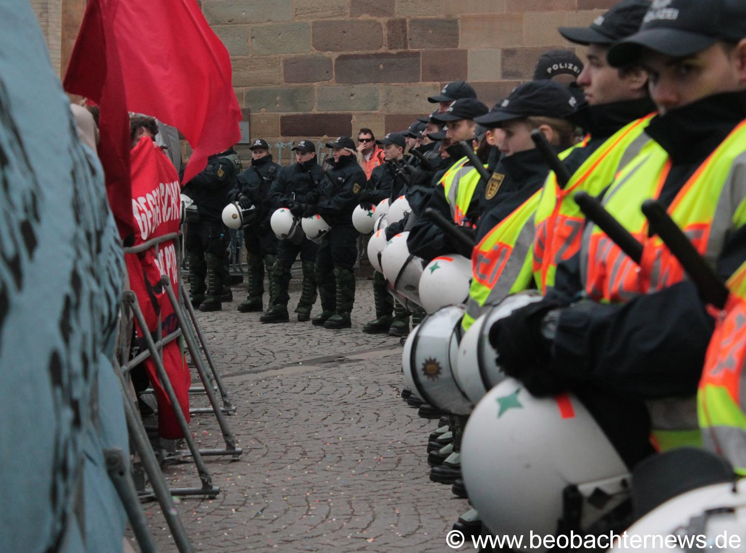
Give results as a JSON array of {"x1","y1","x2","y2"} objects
[
  {"x1": 411, "y1": 167, "x2": 436, "y2": 186},
  {"x1": 288, "y1": 201, "x2": 305, "y2": 217},
  {"x1": 305, "y1": 189, "x2": 320, "y2": 204},
  {"x1": 237, "y1": 194, "x2": 252, "y2": 209},
  {"x1": 488, "y1": 299, "x2": 568, "y2": 397},
  {"x1": 358, "y1": 190, "x2": 373, "y2": 203},
  {"x1": 302, "y1": 205, "x2": 318, "y2": 218},
  {"x1": 359, "y1": 202, "x2": 375, "y2": 210},
  {"x1": 454, "y1": 226, "x2": 476, "y2": 258}
]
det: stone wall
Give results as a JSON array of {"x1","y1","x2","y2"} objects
[
  {"x1": 205, "y1": 0, "x2": 616, "y2": 157},
  {"x1": 31, "y1": 0, "x2": 63, "y2": 75}
]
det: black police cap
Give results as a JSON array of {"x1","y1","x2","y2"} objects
[
  {"x1": 475, "y1": 81, "x2": 578, "y2": 127},
  {"x1": 427, "y1": 127, "x2": 447, "y2": 141},
  {"x1": 428, "y1": 81, "x2": 478, "y2": 103},
  {"x1": 325, "y1": 136, "x2": 356, "y2": 150},
  {"x1": 377, "y1": 132, "x2": 407, "y2": 148},
  {"x1": 291, "y1": 139, "x2": 315, "y2": 153},
  {"x1": 405, "y1": 121, "x2": 426, "y2": 138},
  {"x1": 249, "y1": 138, "x2": 270, "y2": 150},
  {"x1": 418, "y1": 109, "x2": 440, "y2": 124},
  {"x1": 608, "y1": 0, "x2": 746, "y2": 68},
  {"x1": 532, "y1": 49, "x2": 584, "y2": 81},
  {"x1": 431, "y1": 98, "x2": 490, "y2": 123},
  {"x1": 559, "y1": 0, "x2": 651, "y2": 46}
]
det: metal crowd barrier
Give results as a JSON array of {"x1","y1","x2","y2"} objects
[{"x1": 112, "y1": 226, "x2": 245, "y2": 552}]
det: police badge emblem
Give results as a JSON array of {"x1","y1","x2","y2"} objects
[
  {"x1": 485, "y1": 173, "x2": 505, "y2": 200},
  {"x1": 217, "y1": 166, "x2": 225, "y2": 178},
  {"x1": 352, "y1": 183, "x2": 362, "y2": 194}
]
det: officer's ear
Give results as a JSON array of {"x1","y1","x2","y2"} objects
[
  {"x1": 618, "y1": 65, "x2": 648, "y2": 95},
  {"x1": 536, "y1": 124, "x2": 557, "y2": 146},
  {"x1": 732, "y1": 39, "x2": 746, "y2": 86}
]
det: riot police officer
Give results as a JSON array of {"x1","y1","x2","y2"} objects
[
  {"x1": 262, "y1": 140, "x2": 324, "y2": 323},
  {"x1": 183, "y1": 148, "x2": 241, "y2": 312},
  {"x1": 305, "y1": 136, "x2": 366, "y2": 329},
  {"x1": 228, "y1": 139, "x2": 280, "y2": 313}
]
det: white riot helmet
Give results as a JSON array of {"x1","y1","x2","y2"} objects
[
  {"x1": 402, "y1": 306, "x2": 473, "y2": 416},
  {"x1": 455, "y1": 291, "x2": 543, "y2": 405},
  {"x1": 376, "y1": 198, "x2": 390, "y2": 218},
  {"x1": 301, "y1": 214, "x2": 331, "y2": 244},
  {"x1": 352, "y1": 204, "x2": 377, "y2": 234},
  {"x1": 181, "y1": 194, "x2": 198, "y2": 225},
  {"x1": 611, "y1": 450, "x2": 745, "y2": 553},
  {"x1": 374, "y1": 212, "x2": 388, "y2": 233},
  {"x1": 367, "y1": 228, "x2": 388, "y2": 273},
  {"x1": 270, "y1": 208, "x2": 304, "y2": 244},
  {"x1": 462, "y1": 378, "x2": 631, "y2": 553},
  {"x1": 221, "y1": 202, "x2": 257, "y2": 230},
  {"x1": 387, "y1": 196, "x2": 411, "y2": 225},
  {"x1": 380, "y1": 232, "x2": 424, "y2": 311},
  {"x1": 419, "y1": 254, "x2": 472, "y2": 314}
]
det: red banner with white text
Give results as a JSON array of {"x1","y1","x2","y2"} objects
[{"x1": 126, "y1": 137, "x2": 191, "y2": 439}]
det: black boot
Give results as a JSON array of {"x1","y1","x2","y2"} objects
[
  {"x1": 313, "y1": 264, "x2": 336, "y2": 326},
  {"x1": 199, "y1": 253, "x2": 223, "y2": 312},
  {"x1": 238, "y1": 253, "x2": 264, "y2": 312},
  {"x1": 295, "y1": 260, "x2": 317, "y2": 322},
  {"x1": 388, "y1": 300, "x2": 410, "y2": 337},
  {"x1": 363, "y1": 272, "x2": 394, "y2": 334},
  {"x1": 187, "y1": 252, "x2": 206, "y2": 309},
  {"x1": 260, "y1": 258, "x2": 290, "y2": 324},
  {"x1": 325, "y1": 266, "x2": 355, "y2": 329}
]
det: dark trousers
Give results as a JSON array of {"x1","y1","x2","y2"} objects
[
  {"x1": 273, "y1": 237, "x2": 319, "y2": 306},
  {"x1": 186, "y1": 221, "x2": 230, "y2": 296}
]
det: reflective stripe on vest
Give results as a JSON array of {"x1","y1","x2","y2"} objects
[
  {"x1": 579, "y1": 120, "x2": 746, "y2": 452},
  {"x1": 462, "y1": 190, "x2": 541, "y2": 331},
  {"x1": 533, "y1": 115, "x2": 655, "y2": 294},
  {"x1": 441, "y1": 156, "x2": 486, "y2": 227},
  {"x1": 699, "y1": 264, "x2": 746, "y2": 475}
]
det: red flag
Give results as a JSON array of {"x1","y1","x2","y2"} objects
[
  {"x1": 64, "y1": 0, "x2": 135, "y2": 242},
  {"x1": 64, "y1": 0, "x2": 242, "y2": 187}
]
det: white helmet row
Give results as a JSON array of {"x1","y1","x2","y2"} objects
[
  {"x1": 376, "y1": 198, "x2": 390, "y2": 218},
  {"x1": 402, "y1": 305, "x2": 473, "y2": 416},
  {"x1": 387, "y1": 196, "x2": 411, "y2": 225},
  {"x1": 221, "y1": 202, "x2": 257, "y2": 230},
  {"x1": 301, "y1": 214, "x2": 331, "y2": 244},
  {"x1": 462, "y1": 378, "x2": 631, "y2": 553},
  {"x1": 270, "y1": 208, "x2": 304, "y2": 244},
  {"x1": 352, "y1": 204, "x2": 377, "y2": 234},
  {"x1": 419, "y1": 254, "x2": 472, "y2": 314},
  {"x1": 380, "y1": 232, "x2": 424, "y2": 311},
  {"x1": 456, "y1": 291, "x2": 543, "y2": 404}
]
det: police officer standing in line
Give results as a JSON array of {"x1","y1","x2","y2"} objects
[
  {"x1": 407, "y1": 98, "x2": 489, "y2": 261},
  {"x1": 183, "y1": 147, "x2": 242, "y2": 312},
  {"x1": 228, "y1": 138, "x2": 280, "y2": 313},
  {"x1": 304, "y1": 137, "x2": 366, "y2": 329},
  {"x1": 261, "y1": 140, "x2": 324, "y2": 323},
  {"x1": 492, "y1": 0, "x2": 746, "y2": 467},
  {"x1": 359, "y1": 132, "x2": 411, "y2": 335}
]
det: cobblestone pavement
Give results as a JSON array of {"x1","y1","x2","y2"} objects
[{"x1": 139, "y1": 276, "x2": 471, "y2": 552}]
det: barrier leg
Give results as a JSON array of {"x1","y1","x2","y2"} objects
[{"x1": 161, "y1": 277, "x2": 242, "y2": 459}]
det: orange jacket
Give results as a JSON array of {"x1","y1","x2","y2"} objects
[{"x1": 361, "y1": 146, "x2": 385, "y2": 180}]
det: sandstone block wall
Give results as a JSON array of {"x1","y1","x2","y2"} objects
[{"x1": 205, "y1": 0, "x2": 615, "y2": 159}]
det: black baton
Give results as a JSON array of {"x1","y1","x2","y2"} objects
[
  {"x1": 458, "y1": 140, "x2": 492, "y2": 183},
  {"x1": 424, "y1": 207, "x2": 476, "y2": 253},
  {"x1": 574, "y1": 191, "x2": 644, "y2": 264},
  {"x1": 531, "y1": 130, "x2": 573, "y2": 187},
  {"x1": 642, "y1": 200, "x2": 729, "y2": 309}
]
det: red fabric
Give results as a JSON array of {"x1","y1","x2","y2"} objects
[
  {"x1": 63, "y1": 0, "x2": 134, "y2": 241},
  {"x1": 64, "y1": 0, "x2": 242, "y2": 199},
  {"x1": 126, "y1": 138, "x2": 191, "y2": 439}
]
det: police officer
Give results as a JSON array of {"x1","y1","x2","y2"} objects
[
  {"x1": 407, "y1": 98, "x2": 489, "y2": 262},
  {"x1": 360, "y1": 132, "x2": 411, "y2": 335},
  {"x1": 261, "y1": 140, "x2": 324, "y2": 323},
  {"x1": 183, "y1": 147, "x2": 241, "y2": 312},
  {"x1": 492, "y1": 0, "x2": 746, "y2": 467},
  {"x1": 228, "y1": 138, "x2": 280, "y2": 313},
  {"x1": 305, "y1": 137, "x2": 366, "y2": 329}
]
